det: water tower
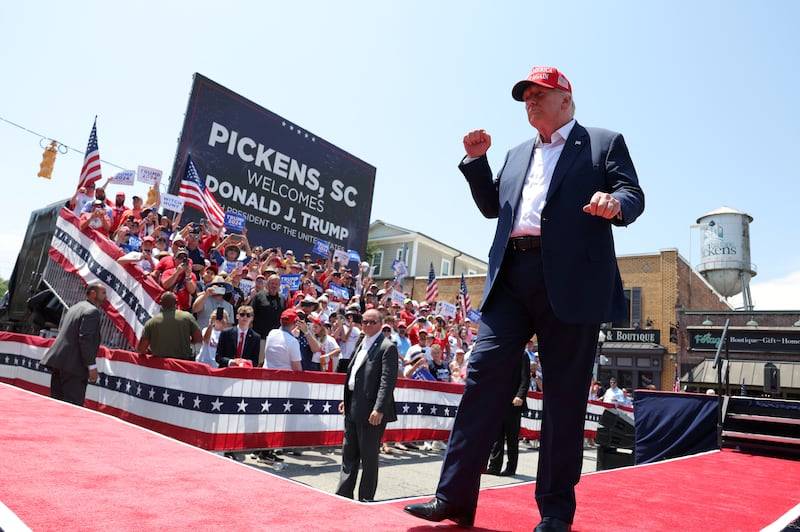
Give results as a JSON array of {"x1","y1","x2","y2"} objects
[{"x1": 695, "y1": 206, "x2": 756, "y2": 310}]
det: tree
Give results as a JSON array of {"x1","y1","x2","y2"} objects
[{"x1": 0, "y1": 277, "x2": 7, "y2": 299}]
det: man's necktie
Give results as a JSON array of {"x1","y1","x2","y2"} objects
[{"x1": 237, "y1": 331, "x2": 244, "y2": 357}]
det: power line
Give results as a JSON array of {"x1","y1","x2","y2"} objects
[{"x1": 0, "y1": 114, "x2": 127, "y2": 171}]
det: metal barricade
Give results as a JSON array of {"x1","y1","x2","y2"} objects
[{"x1": 41, "y1": 256, "x2": 131, "y2": 350}]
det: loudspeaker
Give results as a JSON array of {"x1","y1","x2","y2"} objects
[{"x1": 595, "y1": 409, "x2": 635, "y2": 448}]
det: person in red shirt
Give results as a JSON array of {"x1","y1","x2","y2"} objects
[
  {"x1": 120, "y1": 195, "x2": 145, "y2": 223},
  {"x1": 400, "y1": 299, "x2": 417, "y2": 327},
  {"x1": 431, "y1": 315, "x2": 451, "y2": 360},
  {"x1": 407, "y1": 315, "x2": 430, "y2": 346},
  {"x1": 109, "y1": 192, "x2": 128, "y2": 233},
  {"x1": 159, "y1": 249, "x2": 197, "y2": 311}
]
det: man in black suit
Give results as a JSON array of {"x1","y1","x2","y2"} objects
[
  {"x1": 216, "y1": 305, "x2": 261, "y2": 368},
  {"x1": 335, "y1": 309, "x2": 398, "y2": 501},
  {"x1": 486, "y1": 350, "x2": 532, "y2": 476},
  {"x1": 405, "y1": 66, "x2": 644, "y2": 530},
  {"x1": 40, "y1": 283, "x2": 107, "y2": 405}
]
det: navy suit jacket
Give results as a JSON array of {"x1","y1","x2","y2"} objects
[
  {"x1": 216, "y1": 326, "x2": 261, "y2": 368},
  {"x1": 41, "y1": 300, "x2": 101, "y2": 377},
  {"x1": 344, "y1": 335, "x2": 398, "y2": 424},
  {"x1": 461, "y1": 121, "x2": 645, "y2": 324}
]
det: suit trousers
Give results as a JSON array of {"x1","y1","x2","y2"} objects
[
  {"x1": 435, "y1": 248, "x2": 598, "y2": 523},
  {"x1": 488, "y1": 407, "x2": 523, "y2": 473},
  {"x1": 49, "y1": 368, "x2": 88, "y2": 406},
  {"x1": 335, "y1": 417, "x2": 387, "y2": 501}
]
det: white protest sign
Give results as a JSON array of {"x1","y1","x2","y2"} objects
[
  {"x1": 161, "y1": 193, "x2": 185, "y2": 213},
  {"x1": 391, "y1": 289, "x2": 406, "y2": 306},
  {"x1": 110, "y1": 170, "x2": 136, "y2": 186},
  {"x1": 436, "y1": 301, "x2": 457, "y2": 319},
  {"x1": 137, "y1": 165, "x2": 162, "y2": 186},
  {"x1": 333, "y1": 249, "x2": 350, "y2": 265}
]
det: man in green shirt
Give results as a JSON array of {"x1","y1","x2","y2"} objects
[{"x1": 137, "y1": 291, "x2": 202, "y2": 360}]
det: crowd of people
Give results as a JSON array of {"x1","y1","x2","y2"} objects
[
  {"x1": 67, "y1": 176, "x2": 514, "y2": 459},
  {"x1": 69, "y1": 178, "x2": 489, "y2": 378}
]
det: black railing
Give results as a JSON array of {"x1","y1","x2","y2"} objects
[{"x1": 711, "y1": 318, "x2": 731, "y2": 447}]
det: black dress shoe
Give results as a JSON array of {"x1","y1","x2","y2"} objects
[
  {"x1": 404, "y1": 497, "x2": 475, "y2": 527},
  {"x1": 499, "y1": 469, "x2": 516, "y2": 476},
  {"x1": 484, "y1": 468, "x2": 502, "y2": 476},
  {"x1": 534, "y1": 516, "x2": 571, "y2": 531}
]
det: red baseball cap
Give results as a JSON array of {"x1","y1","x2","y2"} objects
[
  {"x1": 280, "y1": 308, "x2": 299, "y2": 323},
  {"x1": 512, "y1": 66, "x2": 572, "y2": 101}
]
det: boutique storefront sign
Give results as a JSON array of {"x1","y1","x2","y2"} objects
[{"x1": 688, "y1": 328, "x2": 800, "y2": 354}]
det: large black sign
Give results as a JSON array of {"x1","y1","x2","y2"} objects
[
  {"x1": 688, "y1": 328, "x2": 800, "y2": 354},
  {"x1": 168, "y1": 74, "x2": 376, "y2": 259}
]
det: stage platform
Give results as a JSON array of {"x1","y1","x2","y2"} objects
[{"x1": 2, "y1": 383, "x2": 799, "y2": 531}]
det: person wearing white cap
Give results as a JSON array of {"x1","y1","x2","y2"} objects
[{"x1": 405, "y1": 66, "x2": 644, "y2": 531}]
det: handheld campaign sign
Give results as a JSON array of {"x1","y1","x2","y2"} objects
[
  {"x1": 111, "y1": 170, "x2": 136, "y2": 186},
  {"x1": 161, "y1": 193, "x2": 185, "y2": 213},
  {"x1": 239, "y1": 278, "x2": 254, "y2": 297},
  {"x1": 328, "y1": 283, "x2": 349, "y2": 301},
  {"x1": 391, "y1": 289, "x2": 406, "y2": 306},
  {"x1": 224, "y1": 211, "x2": 246, "y2": 232},
  {"x1": 312, "y1": 239, "x2": 330, "y2": 257},
  {"x1": 409, "y1": 367, "x2": 436, "y2": 381},
  {"x1": 333, "y1": 249, "x2": 350, "y2": 266},
  {"x1": 137, "y1": 165, "x2": 162, "y2": 186},
  {"x1": 436, "y1": 301, "x2": 457, "y2": 320},
  {"x1": 280, "y1": 274, "x2": 302, "y2": 291}
]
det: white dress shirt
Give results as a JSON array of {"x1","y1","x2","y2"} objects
[
  {"x1": 347, "y1": 331, "x2": 383, "y2": 391},
  {"x1": 510, "y1": 119, "x2": 576, "y2": 237}
]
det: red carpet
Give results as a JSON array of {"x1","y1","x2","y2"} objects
[{"x1": 2, "y1": 383, "x2": 799, "y2": 531}]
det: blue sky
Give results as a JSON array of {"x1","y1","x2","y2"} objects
[{"x1": 2, "y1": 1, "x2": 799, "y2": 309}]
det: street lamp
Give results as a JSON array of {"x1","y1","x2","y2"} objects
[{"x1": 594, "y1": 328, "x2": 607, "y2": 380}]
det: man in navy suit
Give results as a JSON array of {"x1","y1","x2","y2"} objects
[
  {"x1": 216, "y1": 305, "x2": 261, "y2": 368},
  {"x1": 405, "y1": 66, "x2": 644, "y2": 531},
  {"x1": 335, "y1": 309, "x2": 398, "y2": 501},
  {"x1": 41, "y1": 283, "x2": 107, "y2": 405}
]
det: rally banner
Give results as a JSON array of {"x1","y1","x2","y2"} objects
[
  {"x1": 0, "y1": 333, "x2": 630, "y2": 450},
  {"x1": 48, "y1": 209, "x2": 164, "y2": 348},
  {"x1": 168, "y1": 74, "x2": 376, "y2": 262}
]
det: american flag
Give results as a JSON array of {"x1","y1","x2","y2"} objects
[
  {"x1": 458, "y1": 273, "x2": 471, "y2": 322},
  {"x1": 77, "y1": 118, "x2": 102, "y2": 190},
  {"x1": 179, "y1": 155, "x2": 225, "y2": 231},
  {"x1": 425, "y1": 262, "x2": 439, "y2": 304}
]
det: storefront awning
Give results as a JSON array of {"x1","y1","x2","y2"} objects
[
  {"x1": 682, "y1": 359, "x2": 800, "y2": 388},
  {"x1": 601, "y1": 342, "x2": 666, "y2": 354}
]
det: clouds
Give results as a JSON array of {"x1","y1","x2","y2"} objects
[{"x1": 730, "y1": 271, "x2": 800, "y2": 311}]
